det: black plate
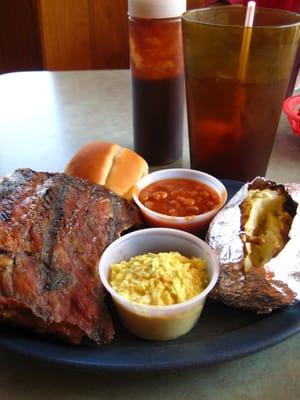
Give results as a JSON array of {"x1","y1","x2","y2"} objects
[{"x1": 0, "y1": 179, "x2": 299, "y2": 371}]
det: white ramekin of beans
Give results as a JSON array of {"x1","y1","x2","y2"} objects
[{"x1": 133, "y1": 168, "x2": 228, "y2": 233}]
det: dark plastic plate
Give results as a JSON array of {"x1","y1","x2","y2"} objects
[{"x1": 0, "y1": 180, "x2": 299, "y2": 371}]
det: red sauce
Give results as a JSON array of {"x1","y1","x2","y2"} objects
[
  {"x1": 129, "y1": 17, "x2": 184, "y2": 166},
  {"x1": 139, "y1": 178, "x2": 220, "y2": 217},
  {"x1": 132, "y1": 75, "x2": 184, "y2": 165}
]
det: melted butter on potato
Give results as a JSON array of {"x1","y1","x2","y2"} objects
[
  {"x1": 241, "y1": 189, "x2": 293, "y2": 272},
  {"x1": 109, "y1": 252, "x2": 209, "y2": 306}
]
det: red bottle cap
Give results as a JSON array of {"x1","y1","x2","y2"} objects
[{"x1": 283, "y1": 95, "x2": 300, "y2": 137}]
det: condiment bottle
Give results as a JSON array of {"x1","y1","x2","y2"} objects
[{"x1": 128, "y1": 0, "x2": 186, "y2": 166}]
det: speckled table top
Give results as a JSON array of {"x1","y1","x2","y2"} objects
[{"x1": 0, "y1": 70, "x2": 299, "y2": 399}]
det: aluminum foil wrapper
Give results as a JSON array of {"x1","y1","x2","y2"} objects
[{"x1": 207, "y1": 177, "x2": 300, "y2": 313}]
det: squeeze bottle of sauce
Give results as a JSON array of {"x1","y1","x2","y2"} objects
[{"x1": 128, "y1": 0, "x2": 186, "y2": 166}]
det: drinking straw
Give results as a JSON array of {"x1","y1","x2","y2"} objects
[{"x1": 238, "y1": 1, "x2": 256, "y2": 82}]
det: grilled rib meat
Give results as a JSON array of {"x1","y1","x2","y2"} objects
[{"x1": 0, "y1": 169, "x2": 141, "y2": 344}]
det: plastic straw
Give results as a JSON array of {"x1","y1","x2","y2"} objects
[{"x1": 238, "y1": 1, "x2": 256, "y2": 82}]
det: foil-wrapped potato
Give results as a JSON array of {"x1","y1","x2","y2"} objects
[{"x1": 207, "y1": 177, "x2": 300, "y2": 313}]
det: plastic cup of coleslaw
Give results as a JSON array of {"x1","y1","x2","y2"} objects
[{"x1": 99, "y1": 228, "x2": 219, "y2": 341}]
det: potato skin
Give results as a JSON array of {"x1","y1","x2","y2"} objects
[{"x1": 207, "y1": 177, "x2": 299, "y2": 313}]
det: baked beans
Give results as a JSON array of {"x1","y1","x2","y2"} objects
[{"x1": 139, "y1": 178, "x2": 220, "y2": 217}]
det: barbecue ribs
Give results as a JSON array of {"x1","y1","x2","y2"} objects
[{"x1": 0, "y1": 169, "x2": 141, "y2": 344}]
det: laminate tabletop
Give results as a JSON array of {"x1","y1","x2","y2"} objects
[{"x1": 0, "y1": 70, "x2": 299, "y2": 400}]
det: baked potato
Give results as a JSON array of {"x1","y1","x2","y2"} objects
[{"x1": 207, "y1": 177, "x2": 300, "y2": 313}]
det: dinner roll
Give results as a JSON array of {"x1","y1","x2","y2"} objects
[{"x1": 65, "y1": 141, "x2": 148, "y2": 200}]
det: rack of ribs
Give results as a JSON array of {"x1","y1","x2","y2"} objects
[{"x1": 0, "y1": 169, "x2": 141, "y2": 344}]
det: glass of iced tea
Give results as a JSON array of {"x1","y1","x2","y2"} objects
[
  {"x1": 241, "y1": 0, "x2": 300, "y2": 97},
  {"x1": 182, "y1": 6, "x2": 300, "y2": 181}
]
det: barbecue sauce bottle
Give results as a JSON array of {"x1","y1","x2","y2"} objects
[{"x1": 128, "y1": 0, "x2": 186, "y2": 166}]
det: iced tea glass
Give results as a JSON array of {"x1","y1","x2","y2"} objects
[
  {"x1": 241, "y1": 0, "x2": 300, "y2": 97},
  {"x1": 182, "y1": 6, "x2": 300, "y2": 181}
]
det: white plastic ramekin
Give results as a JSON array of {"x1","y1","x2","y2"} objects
[
  {"x1": 132, "y1": 168, "x2": 227, "y2": 233},
  {"x1": 99, "y1": 228, "x2": 219, "y2": 341}
]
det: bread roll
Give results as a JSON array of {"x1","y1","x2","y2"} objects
[{"x1": 65, "y1": 141, "x2": 148, "y2": 200}]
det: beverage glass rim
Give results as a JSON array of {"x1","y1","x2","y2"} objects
[{"x1": 182, "y1": 5, "x2": 300, "y2": 29}]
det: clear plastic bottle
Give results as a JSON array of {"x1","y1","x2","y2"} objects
[{"x1": 128, "y1": 0, "x2": 186, "y2": 166}]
